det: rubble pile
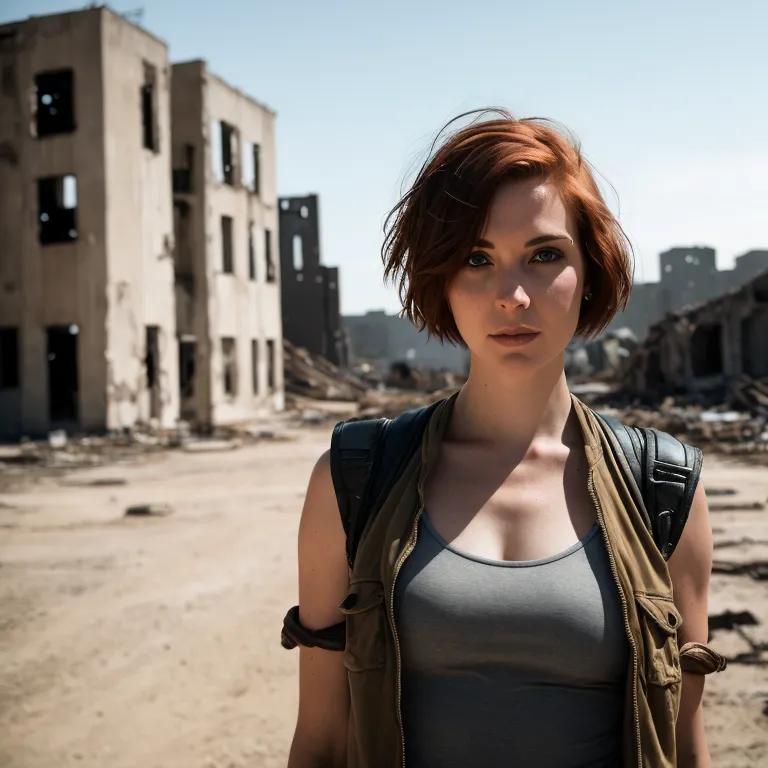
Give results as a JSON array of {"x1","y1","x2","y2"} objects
[
  {"x1": 599, "y1": 376, "x2": 768, "y2": 458},
  {"x1": 356, "y1": 387, "x2": 459, "y2": 421},
  {"x1": 384, "y1": 361, "x2": 466, "y2": 392},
  {"x1": 283, "y1": 339, "x2": 368, "y2": 402}
]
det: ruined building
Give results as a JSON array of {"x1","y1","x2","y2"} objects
[
  {"x1": 623, "y1": 268, "x2": 768, "y2": 396},
  {"x1": 0, "y1": 8, "x2": 179, "y2": 436},
  {"x1": 278, "y1": 194, "x2": 346, "y2": 366},
  {"x1": 0, "y1": 8, "x2": 284, "y2": 436},
  {"x1": 608, "y1": 247, "x2": 768, "y2": 341},
  {"x1": 172, "y1": 61, "x2": 283, "y2": 426}
]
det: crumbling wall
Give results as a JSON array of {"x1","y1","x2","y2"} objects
[{"x1": 623, "y1": 270, "x2": 768, "y2": 400}]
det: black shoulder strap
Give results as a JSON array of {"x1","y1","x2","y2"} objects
[
  {"x1": 330, "y1": 402, "x2": 440, "y2": 568},
  {"x1": 595, "y1": 413, "x2": 703, "y2": 560}
]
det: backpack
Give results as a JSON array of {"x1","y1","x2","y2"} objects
[{"x1": 330, "y1": 400, "x2": 703, "y2": 568}]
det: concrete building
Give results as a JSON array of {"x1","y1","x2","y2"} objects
[
  {"x1": 608, "y1": 246, "x2": 768, "y2": 341},
  {"x1": 343, "y1": 310, "x2": 469, "y2": 374},
  {"x1": 171, "y1": 60, "x2": 283, "y2": 427},
  {"x1": 0, "y1": 7, "x2": 179, "y2": 436},
  {"x1": 278, "y1": 194, "x2": 346, "y2": 367}
]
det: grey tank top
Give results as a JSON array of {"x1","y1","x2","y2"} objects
[{"x1": 394, "y1": 511, "x2": 629, "y2": 768}]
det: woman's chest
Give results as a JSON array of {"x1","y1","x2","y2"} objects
[{"x1": 422, "y1": 447, "x2": 597, "y2": 562}]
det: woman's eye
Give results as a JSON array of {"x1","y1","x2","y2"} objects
[
  {"x1": 467, "y1": 251, "x2": 490, "y2": 268},
  {"x1": 531, "y1": 248, "x2": 563, "y2": 264}
]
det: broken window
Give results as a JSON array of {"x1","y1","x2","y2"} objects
[
  {"x1": 265, "y1": 229, "x2": 275, "y2": 282},
  {"x1": 293, "y1": 234, "x2": 304, "y2": 271},
  {"x1": 691, "y1": 324, "x2": 723, "y2": 377},
  {"x1": 0, "y1": 327, "x2": 19, "y2": 389},
  {"x1": 179, "y1": 340, "x2": 196, "y2": 400},
  {"x1": 252, "y1": 143, "x2": 260, "y2": 195},
  {"x1": 141, "y1": 62, "x2": 159, "y2": 153},
  {"x1": 145, "y1": 326, "x2": 160, "y2": 419},
  {"x1": 222, "y1": 337, "x2": 237, "y2": 396},
  {"x1": 248, "y1": 222, "x2": 256, "y2": 280},
  {"x1": 221, "y1": 215, "x2": 234, "y2": 274},
  {"x1": 38, "y1": 175, "x2": 78, "y2": 244},
  {"x1": 219, "y1": 121, "x2": 237, "y2": 185},
  {"x1": 173, "y1": 201, "x2": 193, "y2": 276},
  {"x1": 266, "y1": 339, "x2": 276, "y2": 392},
  {"x1": 35, "y1": 69, "x2": 75, "y2": 137},
  {"x1": 172, "y1": 143, "x2": 194, "y2": 193},
  {"x1": 47, "y1": 325, "x2": 79, "y2": 422},
  {"x1": 251, "y1": 339, "x2": 259, "y2": 394}
]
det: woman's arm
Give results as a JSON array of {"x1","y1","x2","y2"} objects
[
  {"x1": 287, "y1": 450, "x2": 350, "y2": 768},
  {"x1": 668, "y1": 480, "x2": 715, "y2": 768}
]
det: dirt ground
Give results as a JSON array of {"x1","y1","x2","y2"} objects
[{"x1": 0, "y1": 426, "x2": 766, "y2": 768}]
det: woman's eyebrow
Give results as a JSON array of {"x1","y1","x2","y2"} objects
[{"x1": 474, "y1": 233, "x2": 574, "y2": 249}]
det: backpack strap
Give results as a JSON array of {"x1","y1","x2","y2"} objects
[
  {"x1": 595, "y1": 413, "x2": 703, "y2": 560},
  {"x1": 330, "y1": 402, "x2": 441, "y2": 568},
  {"x1": 330, "y1": 402, "x2": 703, "y2": 567}
]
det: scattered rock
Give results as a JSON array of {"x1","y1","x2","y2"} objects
[{"x1": 124, "y1": 504, "x2": 173, "y2": 517}]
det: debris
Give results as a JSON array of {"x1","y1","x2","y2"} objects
[
  {"x1": 182, "y1": 439, "x2": 241, "y2": 453},
  {"x1": 124, "y1": 503, "x2": 173, "y2": 517},
  {"x1": 62, "y1": 478, "x2": 127, "y2": 488},
  {"x1": 712, "y1": 561, "x2": 768, "y2": 580},
  {"x1": 48, "y1": 430, "x2": 68, "y2": 449},
  {"x1": 709, "y1": 610, "x2": 759, "y2": 632},
  {"x1": 283, "y1": 339, "x2": 367, "y2": 401},
  {"x1": 707, "y1": 502, "x2": 765, "y2": 513}
]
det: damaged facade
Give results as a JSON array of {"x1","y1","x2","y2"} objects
[
  {"x1": 278, "y1": 194, "x2": 347, "y2": 367},
  {"x1": 623, "y1": 268, "x2": 768, "y2": 397},
  {"x1": 0, "y1": 8, "x2": 179, "y2": 436},
  {"x1": 172, "y1": 61, "x2": 283, "y2": 427},
  {"x1": 0, "y1": 8, "x2": 284, "y2": 437},
  {"x1": 608, "y1": 247, "x2": 768, "y2": 341}
]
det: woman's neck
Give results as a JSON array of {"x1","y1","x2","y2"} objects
[{"x1": 449, "y1": 353, "x2": 575, "y2": 449}]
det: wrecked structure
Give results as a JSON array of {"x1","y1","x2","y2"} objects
[
  {"x1": 622, "y1": 268, "x2": 768, "y2": 399},
  {"x1": 172, "y1": 60, "x2": 284, "y2": 427},
  {"x1": 608, "y1": 247, "x2": 768, "y2": 341},
  {"x1": 0, "y1": 8, "x2": 285, "y2": 437},
  {"x1": 0, "y1": 7, "x2": 180, "y2": 436},
  {"x1": 278, "y1": 194, "x2": 347, "y2": 367}
]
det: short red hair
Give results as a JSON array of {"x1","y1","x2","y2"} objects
[{"x1": 382, "y1": 109, "x2": 633, "y2": 342}]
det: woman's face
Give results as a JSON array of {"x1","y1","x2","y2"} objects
[{"x1": 447, "y1": 177, "x2": 588, "y2": 373}]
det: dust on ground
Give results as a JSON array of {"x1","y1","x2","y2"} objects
[{"x1": 0, "y1": 427, "x2": 766, "y2": 768}]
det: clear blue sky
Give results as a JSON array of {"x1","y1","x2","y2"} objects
[{"x1": 4, "y1": 0, "x2": 767, "y2": 314}]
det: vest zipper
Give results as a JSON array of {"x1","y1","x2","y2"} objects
[
  {"x1": 388, "y1": 502, "x2": 424, "y2": 768},
  {"x1": 589, "y1": 468, "x2": 642, "y2": 768}
]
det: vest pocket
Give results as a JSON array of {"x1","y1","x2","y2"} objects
[
  {"x1": 635, "y1": 592, "x2": 684, "y2": 686},
  {"x1": 339, "y1": 580, "x2": 386, "y2": 672}
]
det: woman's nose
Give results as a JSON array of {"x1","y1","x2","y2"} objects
[{"x1": 495, "y1": 273, "x2": 531, "y2": 310}]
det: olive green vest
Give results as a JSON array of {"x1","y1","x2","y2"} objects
[{"x1": 339, "y1": 394, "x2": 723, "y2": 768}]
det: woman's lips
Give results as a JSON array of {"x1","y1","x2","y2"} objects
[{"x1": 489, "y1": 332, "x2": 540, "y2": 348}]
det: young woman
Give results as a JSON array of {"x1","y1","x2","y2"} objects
[{"x1": 285, "y1": 110, "x2": 723, "y2": 768}]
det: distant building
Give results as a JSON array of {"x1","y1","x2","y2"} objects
[
  {"x1": 608, "y1": 247, "x2": 768, "y2": 340},
  {"x1": 278, "y1": 194, "x2": 346, "y2": 366},
  {"x1": 0, "y1": 7, "x2": 179, "y2": 436},
  {"x1": 171, "y1": 60, "x2": 284, "y2": 427},
  {"x1": 344, "y1": 311, "x2": 469, "y2": 373}
]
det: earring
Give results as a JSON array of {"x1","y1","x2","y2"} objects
[{"x1": 583, "y1": 292, "x2": 593, "y2": 301}]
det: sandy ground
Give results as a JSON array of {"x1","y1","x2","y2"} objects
[{"x1": 0, "y1": 426, "x2": 766, "y2": 768}]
